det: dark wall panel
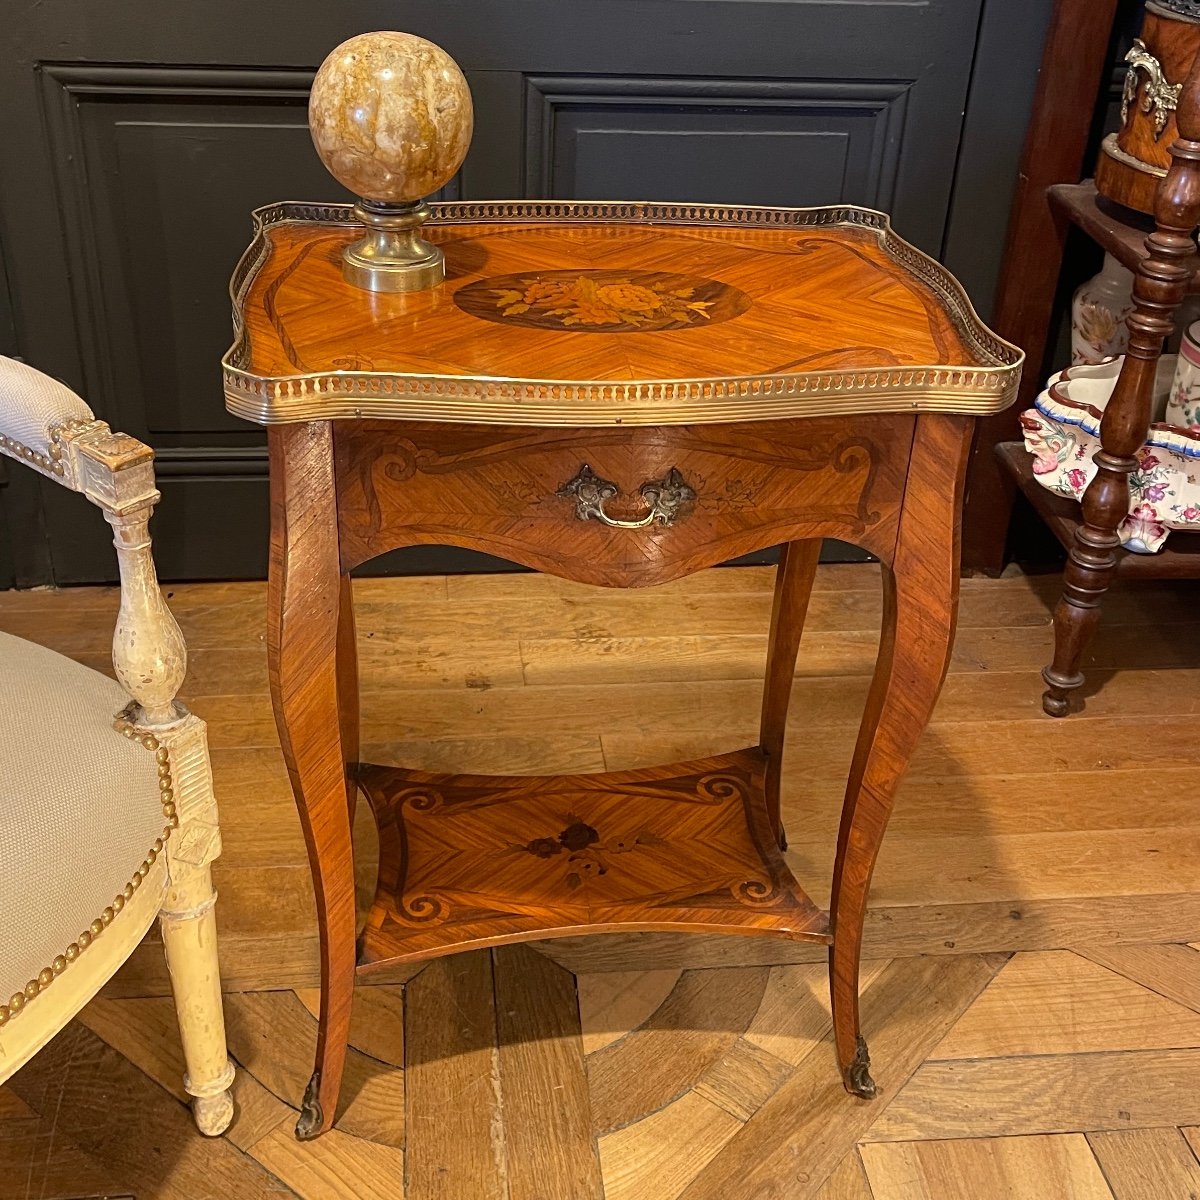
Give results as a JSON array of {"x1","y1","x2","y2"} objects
[{"x1": 526, "y1": 77, "x2": 908, "y2": 216}]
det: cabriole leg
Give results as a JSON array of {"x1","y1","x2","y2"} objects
[
  {"x1": 338, "y1": 571, "x2": 361, "y2": 821},
  {"x1": 268, "y1": 422, "x2": 357, "y2": 1140},
  {"x1": 759, "y1": 539, "x2": 821, "y2": 849},
  {"x1": 828, "y1": 414, "x2": 969, "y2": 1097}
]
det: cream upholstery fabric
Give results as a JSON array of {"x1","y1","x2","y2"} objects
[
  {"x1": 0, "y1": 630, "x2": 162, "y2": 1006},
  {"x1": 0, "y1": 355, "x2": 93, "y2": 464}
]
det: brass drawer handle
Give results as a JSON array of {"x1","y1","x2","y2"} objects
[{"x1": 558, "y1": 464, "x2": 696, "y2": 529}]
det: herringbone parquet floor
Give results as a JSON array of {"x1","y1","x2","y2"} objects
[{"x1": 2, "y1": 562, "x2": 1199, "y2": 1199}]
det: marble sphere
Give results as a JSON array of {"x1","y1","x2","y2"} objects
[{"x1": 309, "y1": 31, "x2": 473, "y2": 205}]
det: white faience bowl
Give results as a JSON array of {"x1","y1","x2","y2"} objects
[{"x1": 1020, "y1": 356, "x2": 1200, "y2": 553}]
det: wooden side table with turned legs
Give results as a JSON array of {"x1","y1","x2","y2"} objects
[{"x1": 223, "y1": 32, "x2": 1023, "y2": 1140}]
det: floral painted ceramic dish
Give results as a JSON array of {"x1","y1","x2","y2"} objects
[{"x1": 1020, "y1": 356, "x2": 1200, "y2": 553}]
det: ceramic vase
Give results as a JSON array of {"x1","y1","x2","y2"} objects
[
  {"x1": 1070, "y1": 254, "x2": 1135, "y2": 365},
  {"x1": 1166, "y1": 318, "x2": 1200, "y2": 430}
]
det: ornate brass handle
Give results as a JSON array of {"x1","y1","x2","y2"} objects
[{"x1": 557, "y1": 464, "x2": 696, "y2": 529}]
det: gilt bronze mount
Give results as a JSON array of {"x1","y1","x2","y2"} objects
[{"x1": 558, "y1": 464, "x2": 697, "y2": 528}]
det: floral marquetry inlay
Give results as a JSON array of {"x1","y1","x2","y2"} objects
[
  {"x1": 355, "y1": 749, "x2": 830, "y2": 968},
  {"x1": 454, "y1": 270, "x2": 752, "y2": 333},
  {"x1": 507, "y1": 813, "x2": 668, "y2": 892}
]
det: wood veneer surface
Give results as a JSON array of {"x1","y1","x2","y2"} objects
[
  {"x1": 240, "y1": 220, "x2": 976, "y2": 385},
  {"x1": 356, "y1": 748, "x2": 829, "y2": 969}
]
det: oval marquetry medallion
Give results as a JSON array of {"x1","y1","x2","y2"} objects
[{"x1": 454, "y1": 269, "x2": 751, "y2": 333}]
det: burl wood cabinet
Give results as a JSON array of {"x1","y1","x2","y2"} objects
[{"x1": 224, "y1": 200, "x2": 1021, "y2": 1139}]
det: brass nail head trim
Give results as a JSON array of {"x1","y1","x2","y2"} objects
[{"x1": 0, "y1": 717, "x2": 177, "y2": 1026}]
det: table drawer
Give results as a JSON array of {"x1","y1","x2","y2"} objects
[{"x1": 334, "y1": 416, "x2": 914, "y2": 585}]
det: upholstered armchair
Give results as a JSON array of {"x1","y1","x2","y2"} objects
[{"x1": 0, "y1": 356, "x2": 234, "y2": 1135}]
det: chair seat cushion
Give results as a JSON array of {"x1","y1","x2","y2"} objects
[{"x1": 0, "y1": 630, "x2": 164, "y2": 1009}]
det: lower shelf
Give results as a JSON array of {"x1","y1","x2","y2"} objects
[
  {"x1": 997, "y1": 441, "x2": 1200, "y2": 580},
  {"x1": 355, "y1": 747, "x2": 831, "y2": 972}
]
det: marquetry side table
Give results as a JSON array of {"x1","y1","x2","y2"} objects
[{"x1": 224, "y1": 197, "x2": 1021, "y2": 1139}]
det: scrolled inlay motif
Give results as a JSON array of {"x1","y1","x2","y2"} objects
[
  {"x1": 355, "y1": 748, "x2": 828, "y2": 969},
  {"x1": 399, "y1": 786, "x2": 445, "y2": 813},
  {"x1": 695, "y1": 773, "x2": 746, "y2": 803},
  {"x1": 736, "y1": 877, "x2": 782, "y2": 905},
  {"x1": 401, "y1": 892, "x2": 449, "y2": 923}
]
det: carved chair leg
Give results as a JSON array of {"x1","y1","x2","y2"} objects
[
  {"x1": 157, "y1": 714, "x2": 234, "y2": 1137},
  {"x1": 269, "y1": 423, "x2": 357, "y2": 1140},
  {"x1": 829, "y1": 414, "x2": 967, "y2": 1097},
  {"x1": 160, "y1": 859, "x2": 235, "y2": 1136},
  {"x1": 98, "y1": 463, "x2": 234, "y2": 1135},
  {"x1": 760, "y1": 539, "x2": 821, "y2": 849}
]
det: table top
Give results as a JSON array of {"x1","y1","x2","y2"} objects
[{"x1": 223, "y1": 201, "x2": 1021, "y2": 427}]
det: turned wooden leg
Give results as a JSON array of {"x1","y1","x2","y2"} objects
[
  {"x1": 161, "y1": 859, "x2": 235, "y2": 1136},
  {"x1": 1041, "y1": 344, "x2": 1159, "y2": 719},
  {"x1": 829, "y1": 414, "x2": 969, "y2": 1097},
  {"x1": 1040, "y1": 518, "x2": 1118, "y2": 717},
  {"x1": 759, "y1": 539, "x2": 821, "y2": 849},
  {"x1": 97, "y1": 469, "x2": 234, "y2": 1135},
  {"x1": 1044, "y1": 76, "x2": 1200, "y2": 715},
  {"x1": 268, "y1": 422, "x2": 356, "y2": 1140},
  {"x1": 158, "y1": 714, "x2": 234, "y2": 1136}
]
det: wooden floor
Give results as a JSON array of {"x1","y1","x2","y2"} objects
[{"x1": 2, "y1": 561, "x2": 1200, "y2": 1199}]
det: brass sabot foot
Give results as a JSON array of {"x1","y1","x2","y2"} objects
[
  {"x1": 845, "y1": 1034, "x2": 878, "y2": 1099},
  {"x1": 295, "y1": 1070, "x2": 325, "y2": 1140}
]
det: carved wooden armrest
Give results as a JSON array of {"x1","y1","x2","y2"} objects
[
  {"x1": 0, "y1": 355, "x2": 160, "y2": 510},
  {"x1": 0, "y1": 354, "x2": 183, "y2": 724}
]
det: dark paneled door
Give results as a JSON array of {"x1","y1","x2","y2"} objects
[{"x1": 0, "y1": 0, "x2": 1013, "y2": 581}]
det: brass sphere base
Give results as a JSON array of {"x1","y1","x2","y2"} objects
[{"x1": 342, "y1": 199, "x2": 445, "y2": 293}]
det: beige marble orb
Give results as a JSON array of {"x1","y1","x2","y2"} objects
[{"x1": 309, "y1": 31, "x2": 473, "y2": 205}]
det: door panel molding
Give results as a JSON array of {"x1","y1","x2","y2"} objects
[
  {"x1": 38, "y1": 63, "x2": 318, "y2": 439},
  {"x1": 524, "y1": 75, "x2": 912, "y2": 211}
]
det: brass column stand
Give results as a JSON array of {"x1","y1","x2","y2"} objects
[{"x1": 343, "y1": 200, "x2": 444, "y2": 293}]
